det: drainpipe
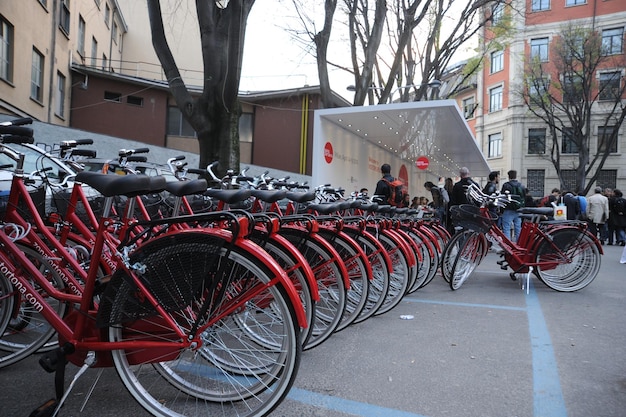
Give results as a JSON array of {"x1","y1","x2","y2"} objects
[
  {"x1": 300, "y1": 94, "x2": 309, "y2": 175},
  {"x1": 46, "y1": 0, "x2": 59, "y2": 123}
]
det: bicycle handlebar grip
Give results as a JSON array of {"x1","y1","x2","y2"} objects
[
  {"x1": 134, "y1": 147, "x2": 150, "y2": 154},
  {"x1": 1, "y1": 134, "x2": 35, "y2": 144},
  {"x1": 127, "y1": 155, "x2": 148, "y2": 163},
  {"x1": 0, "y1": 125, "x2": 34, "y2": 137},
  {"x1": 6, "y1": 117, "x2": 33, "y2": 126},
  {"x1": 71, "y1": 149, "x2": 97, "y2": 158},
  {"x1": 75, "y1": 138, "x2": 94, "y2": 145},
  {"x1": 187, "y1": 168, "x2": 207, "y2": 175}
]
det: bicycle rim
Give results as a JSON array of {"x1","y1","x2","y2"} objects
[
  {"x1": 109, "y1": 242, "x2": 301, "y2": 417},
  {"x1": 279, "y1": 230, "x2": 346, "y2": 350},
  {"x1": 0, "y1": 244, "x2": 66, "y2": 368},
  {"x1": 374, "y1": 232, "x2": 410, "y2": 315},
  {"x1": 535, "y1": 229, "x2": 601, "y2": 292},
  {"x1": 450, "y1": 232, "x2": 484, "y2": 290}
]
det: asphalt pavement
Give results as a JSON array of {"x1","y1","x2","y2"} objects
[{"x1": 1, "y1": 245, "x2": 625, "y2": 417}]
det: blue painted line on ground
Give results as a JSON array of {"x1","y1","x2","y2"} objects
[
  {"x1": 287, "y1": 387, "x2": 429, "y2": 417},
  {"x1": 404, "y1": 297, "x2": 527, "y2": 312},
  {"x1": 526, "y1": 279, "x2": 568, "y2": 417},
  {"x1": 290, "y1": 288, "x2": 565, "y2": 417}
]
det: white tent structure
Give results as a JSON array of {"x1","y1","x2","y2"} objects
[{"x1": 312, "y1": 100, "x2": 491, "y2": 197}]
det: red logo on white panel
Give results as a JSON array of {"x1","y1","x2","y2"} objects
[{"x1": 324, "y1": 142, "x2": 334, "y2": 163}]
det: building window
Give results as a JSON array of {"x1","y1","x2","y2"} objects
[
  {"x1": 91, "y1": 37, "x2": 97, "y2": 66},
  {"x1": 239, "y1": 113, "x2": 253, "y2": 164},
  {"x1": 491, "y1": 3, "x2": 504, "y2": 25},
  {"x1": 531, "y1": 0, "x2": 550, "y2": 11},
  {"x1": 490, "y1": 50, "x2": 504, "y2": 73},
  {"x1": 102, "y1": 53, "x2": 107, "y2": 71},
  {"x1": 78, "y1": 16, "x2": 86, "y2": 56},
  {"x1": 56, "y1": 72, "x2": 66, "y2": 118},
  {"x1": 560, "y1": 170, "x2": 577, "y2": 192},
  {"x1": 599, "y1": 71, "x2": 621, "y2": 101},
  {"x1": 105, "y1": 3, "x2": 111, "y2": 27},
  {"x1": 489, "y1": 85, "x2": 503, "y2": 112},
  {"x1": 0, "y1": 17, "x2": 13, "y2": 82},
  {"x1": 104, "y1": 91, "x2": 122, "y2": 102},
  {"x1": 127, "y1": 95, "x2": 143, "y2": 106},
  {"x1": 565, "y1": 0, "x2": 586, "y2": 5},
  {"x1": 596, "y1": 170, "x2": 617, "y2": 190},
  {"x1": 561, "y1": 128, "x2": 579, "y2": 154},
  {"x1": 530, "y1": 37, "x2": 549, "y2": 62},
  {"x1": 112, "y1": 22, "x2": 118, "y2": 44},
  {"x1": 527, "y1": 169, "x2": 545, "y2": 198},
  {"x1": 462, "y1": 96, "x2": 476, "y2": 119},
  {"x1": 488, "y1": 132, "x2": 502, "y2": 158},
  {"x1": 563, "y1": 74, "x2": 583, "y2": 103},
  {"x1": 598, "y1": 125, "x2": 618, "y2": 153},
  {"x1": 59, "y1": 0, "x2": 71, "y2": 35},
  {"x1": 31, "y1": 48, "x2": 44, "y2": 102},
  {"x1": 528, "y1": 128, "x2": 546, "y2": 154},
  {"x1": 602, "y1": 27, "x2": 624, "y2": 56},
  {"x1": 167, "y1": 107, "x2": 197, "y2": 137}
]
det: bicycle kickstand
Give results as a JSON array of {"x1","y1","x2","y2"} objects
[{"x1": 29, "y1": 349, "x2": 96, "y2": 417}]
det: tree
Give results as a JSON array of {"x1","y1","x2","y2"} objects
[
  {"x1": 147, "y1": 0, "x2": 254, "y2": 174},
  {"x1": 293, "y1": 0, "x2": 506, "y2": 106},
  {"x1": 520, "y1": 23, "x2": 626, "y2": 195}
]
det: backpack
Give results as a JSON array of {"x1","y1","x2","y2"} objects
[
  {"x1": 503, "y1": 181, "x2": 525, "y2": 210},
  {"x1": 383, "y1": 178, "x2": 406, "y2": 206}
]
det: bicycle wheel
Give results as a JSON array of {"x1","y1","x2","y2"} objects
[
  {"x1": 0, "y1": 244, "x2": 66, "y2": 368},
  {"x1": 404, "y1": 228, "x2": 432, "y2": 293},
  {"x1": 440, "y1": 229, "x2": 474, "y2": 284},
  {"x1": 107, "y1": 233, "x2": 301, "y2": 417},
  {"x1": 535, "y1": 228, "x2": 601, "y2": 292},
  {"x1": 279, "y1": 228, "x2": 346, "y2": 350},
  {"x1": 249, "y1": 233, "x2": 316, "y2": 348},
  {"x1": 343, "y1": 228, "x2": 390, "y2": 324},
  {"x1": 449, "y1": 231, "x2": 486, "y2": 290},
  {"x1": 317, "y1": 229, "x2": 369, "y2": 332},
  {"x1": 374, "y1": 230, "x2": 410, "y2": 315}
]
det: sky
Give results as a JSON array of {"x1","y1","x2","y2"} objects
[{"x1": 240, "y1": 2, "x2": 354, "y2": 98}]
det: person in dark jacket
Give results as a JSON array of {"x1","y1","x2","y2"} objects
[
  {"x1": 451, "y1": 167, "x2": 479, "y2": 206},
  {"x1": 373, "y1": 163, "x2": 394, "y2": 205},
  {"x1": 562, "y1": 191, "x2": 581, "y2": 221}
]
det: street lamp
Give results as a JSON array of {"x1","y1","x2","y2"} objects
[{"x1": 346, "y1": 79, "x2": 442, "y2": 102}]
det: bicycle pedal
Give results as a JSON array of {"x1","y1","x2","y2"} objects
[
  {"x1": 510, "y1": 273, "x2": 518, "y2": 281},
  {"x1": 496, "y1": 259, "x2": 506, "y2": 266},
  {"x1": 29, "y1": 399, "x2": 58, "y2": 417},
  {"x1": 39, "y1": 354, "x2": 59, "y2": 373}
]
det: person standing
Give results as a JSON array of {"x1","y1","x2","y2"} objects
[
  {"x1": 424, "y1": 181, "x2": 445, "y2": 223},
  {"x1": 482, "y1": 171, "x2": 500, "y2": 195},
  {"x1": 450, "y1": 167, "x2": 479, "y2": 206},
  {"x1": 609, "y1": 189, "x2": 626, "y2": 246},
  {"x1": 373, "y1": 163, "x2": 394, "y2": 205},
  {"x1": 605, "y1": 188, "x2": 616, "y2": 245},
  {"x1": 587, "y1": 186, "x2": 610, "y2": 243},
  {"x1": 500, "y1": 170, "x2": 525, "y2": 242}
]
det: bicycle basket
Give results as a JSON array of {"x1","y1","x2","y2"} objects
[
  {"x1": 0, "y1": 184, "x2": 46, "y2": 223},
  {"x1": 451, "y1": 204, "x2": 497, "y2": 234},
  {"x1": 52, "y1": 187, "x2": 105, "y2": 225}
]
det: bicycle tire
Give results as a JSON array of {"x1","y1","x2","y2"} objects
[
  {"x1": 317, "y1": 229, "x2": 369, "y2": 332},
  {"x1": 249, "y1": 233, "x2": 316, "y2": 348},
  {"x1": 279, "y1": 228, "x2": 347, "y2": 350},
  {"x1": 404, "y1": 228, "x2": 433, "y2": 292},
  {"x1": 108, "y1": 235, "x2": 301, "y2": 417},
  {"x1": 535, "y1": 229, "x2": 601, "y2": 292},
  {"x1": 373, "y1": 230, "x2": 411, "y2": 315},
  {"x1": 0, "y1": 244, "x2": 67, "y2": 368},
  {"x1": 440, "y1": 229, "x2": 474, "y2": 284},
  {"x1": 449, "y1": 231, "x2": 486, "y2": 290},
  {"x1": 343, "y1": 228, "x2": 390, "y2": 324}
]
